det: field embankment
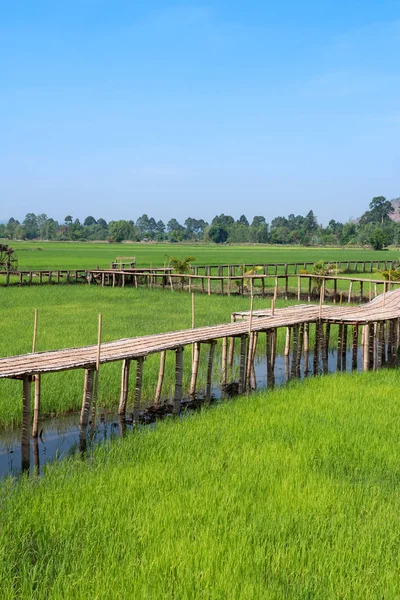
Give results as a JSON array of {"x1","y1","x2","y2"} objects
[{"x1": 1, "y1": 371, "x2": 400, "y2": 598}]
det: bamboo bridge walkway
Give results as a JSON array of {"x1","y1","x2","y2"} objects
[{"x1": 3, "y1": 288, "x2": 400, "y2": 472}]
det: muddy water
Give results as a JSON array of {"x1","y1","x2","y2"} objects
[{"x1": 0, "y1": 347, "x2": 363, "y2": 479}]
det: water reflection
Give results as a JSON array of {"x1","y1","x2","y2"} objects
[{"x1": 0, "y1": 344, "x2": 383, "y2": 479}]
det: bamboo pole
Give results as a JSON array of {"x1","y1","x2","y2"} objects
[
  {"x1": 362, "y1": 325, "x2": 369, "y2": 371},
  {"x1": 313, "y1": 322, "x2": 319, "y2": 376},
  {"x1": 341, "y1": 324, "x2": 348, "y2": 371},
  {"x1": 291, "y1": 324, "x2": 299, "y2": 378},
  {"x1": 90, "y1": 314, "x2": 102, "y2": 432},
  {"x1": 21, "y1": 375, "x2": 32, "y2": 472},
  {"x1": 154, "y1": 350, "x2": 166, "y2": 405},
  {"x1": 133, "y1": 357, "x2": 144, "y2": 423},
  {"x1": 377, "y1": 322, "x2": 384, "y2": 368},
  {"x1": 246, "y1": 290, "x2": 255, "y2": 391},
  {"x1": 190, "y1": 342, "x2": 200, "y2": 398},
  {"x1": 32, "y1": 374, "x2": 41, "y2": 438},
  {"x1": 266, "y1": 329, "x2": 274, "y2": 389},
  {"x1": 296, "y1": 323, "x2": 304, "y2": 377},
  {"x1": 174, "y1": 347, "x2": 183, "y2": 414},
  {"x1": 271, "y1": 328, "x2": 277, "y2": 369},
  {"x1": 368, "y1": 323, "x2": 375, "y2": 370},
  {"x1": 337, "y1": 323, "x2": 343, "y2": 371},
  {"x1": 347, "y1": 281, "x2": 352, "y2": 303},
  {"x1": 284, "y1": 327, "x2": 291, "y2": 356},
  {"x1": 351, "y1": 325, "x2": 358, "y2": 371},
  {"x1": 239, "y1": 335, "x2": 247, "y2": 394},
  {"x1": 221, "y1": 337, "x2": 227, "y2": 398},
  {"x1": 304, "y1": 322, "x2": 309, "y2": 352},
  {"x1": 205, "y1": 341, "x2": 217, "y2": 401},
  {"x1": 250, "y1": 331, "x2": 258, "y2": 390},
  {"x1": 32, "y1": 308, "x2": 38, "y2": 353},
  {"x1": 80, "y1": 368, "x2": 95, "y2": 427},
  {"x1": 31, "y1": 308, "x2": 41, "y2": 438},
  {"x1": 118, "y1": 359, "x2": 131, "y2": 416}
]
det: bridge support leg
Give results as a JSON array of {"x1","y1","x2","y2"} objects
[
  {"x1": 174, "y1": 348, "x2": 183, "y2": 415},
  {"x1": 155, "y1": 351, "x2": 166, "y2": 406},
  {"x1": 134, "y1": 357, "x2": 143, "y2": 423},
  {"x1": 190, "y1": 343, "x2": 200, "y2": 398},
  {"x1": 80, "y1": 368, "x2": 95, "y2": 427},
  {"x1": 22, "y1": 375, "x2": 32, "y2": 473},
  {"x1": 221, "y1": 338, "x2": 227, "y2": 398},
  {"x1": 238, "y1": 335, "x2": 247, "y2": 394},
  {"x1": 206, "y1": 341, "x2": 217, "y2": 402},
  {"x1": 32, "y1": 374, "x2": 41, "y2": 437},
  {"x1": 118, "y1": 359, "x2": 131, "y2": 416}
]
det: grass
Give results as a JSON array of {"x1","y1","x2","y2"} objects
[
  {"x1": 1, "y1": 370, "x2": 400, "y2": 598},
  {"x1": 0, "y1": 286, "x2": 296, "y2": 427},
  {"x1": 3, "y1": 240, "x2": 400, "y2": 270}
]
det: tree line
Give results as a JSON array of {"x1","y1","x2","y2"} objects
[{"x1": 0, "y1": 197, "x2": 399, "y2": 249}]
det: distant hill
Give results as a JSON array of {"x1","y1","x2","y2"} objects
[
  {"x1": 389, "y1": 198, "x2": 400, "y2": 222},
  {"x1": 353, "y1": 198, "x2": 400, "y2": 224}
]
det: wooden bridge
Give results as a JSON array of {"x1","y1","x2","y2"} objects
[{"x1": 2, "y1": 288, "x2": 400, "y2": 472}]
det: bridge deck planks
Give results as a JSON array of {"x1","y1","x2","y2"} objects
[{"x1": 1, "y1": 289, "x2": 400, "y2": 380}]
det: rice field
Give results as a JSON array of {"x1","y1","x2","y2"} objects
[
  {"x1": 4, "y1": 240, "x2": 400, "y2": 271},
  {"x1": 1, "y1": 371, "x2": 400, "y2": 598},
  {"x1": 0, "y1": 285, "x2": 291, "y2": 427}
]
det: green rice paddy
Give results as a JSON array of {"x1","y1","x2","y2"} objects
[
  {"x1": 5, "y1": 240, "x2": 400, "y2": 270},
  {"x1": 1, "y1": 371, "x2": 400, "y2": 598}
]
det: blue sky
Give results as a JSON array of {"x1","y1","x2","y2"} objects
[{"x1": 1, "y1": 1, "x2": 400, "y2": 225}]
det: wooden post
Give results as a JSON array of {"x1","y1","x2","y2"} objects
[
  {"x1": 291, "y1": 324, "x2": 299, "y2": 378},
  {"x1": 297, "y1": 276, "x2": 301, "y2": 301},
  {"x1": 205, "y1": 341, "x2": 217, "y2": 401},
  {"x1": 348, "y1": 281, "x2": 353, "y2": 304},
  {"x1": 133, "y1": 357, "x2": 143, "y2": 423},
  {"x1": 377, "y1": 322, "x2": 384, "y2": 368},
  {"x1": 80, "y1": 368, "x2": 95, "y2": 427},
  {"x1": 304, "y1": 322, "x2": 309, "y2": 353},
  {"x1": 32, "y1": 375, "x2": 41, "y2": 438},
  {"x1": 266, "y1": 329, "x2": 275, "y2": 389},
  {"x1": 360, "y1": 281, "x2": 363, "y2": 304},
  {"x1": 90, "y1": 314, "x2": 102, "y2": 430},
  {"x1": 296, "y1": 323, "x2": 304, "y2": 376},
  {"x1": 154, "y1": 350, "x2": 166, "y2": 405},
  {"x1": 368, "y1": 323, "x2": 375, "y2": 370},
  {"x1": 31, "y1": 308, "x2": 41, "y2": 438},
  {"x1": 313, "y1": 322, "x2": 320, "y2": 376},
  {"x1": 174, "y1": 347, "x2": 183, "y2": 414},
  {"x1": 228, "y1": 336, "x2": 235, "y2": 367},
  {"x1": 221, "y1": 337, "x2": 227, "y2": 398},
  {"x1": 208, "y1": 276, "x2": 211, "y2": 296},
  {"x1": 321, "y1": 323, "x2": 328, "y2": 374},
  {"x1": 333, "y1": 278, "x2": 337, "y2": 304},
  {"x1": 271, "y1": 328, "x2": 277, "y2": 369},
  {"x1": 352, "y1": 325, "x2": 358, "y2": 370},
  {"x1": 362, "y1": 326, "x2": 368, "y2": 371},
  {"x1": 337, "y1": 323, "x2": 343, "y2": 371},
  {"x1": 341, "y1": 324, "x2": 348, "y2": 371},
  {"x1": 239, "y1": 335, "x2": 247, "y2": 394},
  {"x1": 21, "y1": 375, "x2": 32, "y2": 472},
  {"x1": 284, "y1": 327, "x2": 291, "y2": 356},
  {"x1": 190, "y1": 342, "x2": 200, "y2": 398},
  {"x1": 308, "y1": 277, "x2": 311, "y2": 302},
  {"x1": 118, "y1": 359, "x2": 131, "y2": 416}
]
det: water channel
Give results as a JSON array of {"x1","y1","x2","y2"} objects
[{"x1": 0, "y1": 344, "x2": 370, "y2": 479}]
